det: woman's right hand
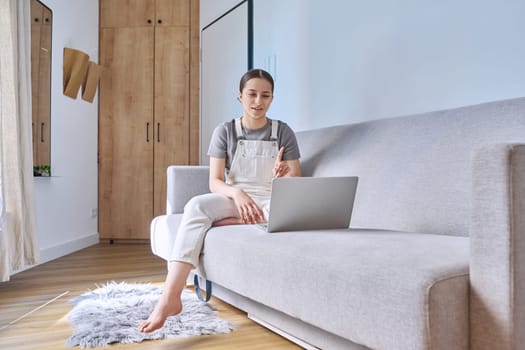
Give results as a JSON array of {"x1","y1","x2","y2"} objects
[{"x1": 232, "y1": 188, "x2": 264, "y2": 224}]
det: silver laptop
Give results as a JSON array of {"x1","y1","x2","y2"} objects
[{"x1": 260, "y1": 176, "x2": 358, "y2": 233}]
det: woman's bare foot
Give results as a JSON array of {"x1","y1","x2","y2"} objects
[
  {"x1": 139, "y1": 293, "x2": 183, "y2": 333},
  {"x1": 139, "y1": 261, "x2": 192, "y2": 333}
]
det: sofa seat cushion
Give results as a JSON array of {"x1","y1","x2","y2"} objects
[{"x1": 199, "y1": 226, "x2": 469, "y2": 350}]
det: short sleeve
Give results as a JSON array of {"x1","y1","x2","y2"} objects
[
  {"x1": 207, "y1": 124, "x2": 228, "y2": 159},
  {"x1": 278, "y1": 122, "x2": 301, "y2": 161}
]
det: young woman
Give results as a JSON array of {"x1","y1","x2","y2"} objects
[{"x1": 139, "y1": 69, "x2": 301, "y2": 333}]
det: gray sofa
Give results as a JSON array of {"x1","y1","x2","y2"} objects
[{"x1": 150, "y1": 96, "x2": 525, "y2": 349}]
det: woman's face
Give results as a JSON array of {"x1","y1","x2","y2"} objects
[{"x1": 239, "y1": 78, "x2": 273, "y2": 122}]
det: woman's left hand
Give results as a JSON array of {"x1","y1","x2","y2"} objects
[
  {"x1": 232, "y1": 188, "x2": 265, "y2": 224},
  {"x1": 273, "y1": 147, "x2": 290, "y2": 178}
]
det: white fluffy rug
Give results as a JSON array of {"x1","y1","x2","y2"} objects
[{"x1": 65, "y1": 282, "x2": 234, "y2": 348}]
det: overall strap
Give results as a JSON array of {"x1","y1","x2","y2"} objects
[
  {"x1": 236, "y1": 117, "x2": 279, "y2": 140},
  {"x1": 234, "y1": 117, "x2": 244, "y2": 140},
  {"x1": 270, "y1": 119, "x2": 279, "y2": 140}
]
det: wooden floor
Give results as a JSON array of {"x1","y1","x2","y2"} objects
[{"x1": 0, "y1": 243, "x2": 300, "y2": 349}]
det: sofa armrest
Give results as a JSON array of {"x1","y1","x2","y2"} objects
[
  {"x1": 470, "y1": 143, "x2": 525, "y2": 350},
  {"x1": 166, "y1": 165, "x2": 210, "y2": 214}
]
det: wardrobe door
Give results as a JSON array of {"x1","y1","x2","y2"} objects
[
  {"x1": 153, "y1": 13, "x2": 190, "y2": 217},
  {"x1": 155, "y1": 0, "x2": 190, "y2": 26},
  {"x1": 99, "y1": 26, "x2": 155, "y2": 239},
  {"x1": 100, "y1": 0, "x2": 155, "y2": 27}
]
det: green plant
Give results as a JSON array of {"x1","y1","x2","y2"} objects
[{"x1": 34, "y1": 164, "x2": 51, "y2": 176}]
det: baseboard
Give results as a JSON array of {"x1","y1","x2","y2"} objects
[
  {"x1": 248, "y1": 314, "x2": 319, "y2": 350},
  {"x1": 39, "y1": 232, "x2": 100, "y2": 264},
  {"x1": 12, "y1": 232, "x2": 99, "y2": 275}
]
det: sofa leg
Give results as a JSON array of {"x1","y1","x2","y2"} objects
[{"x1": 194, "y1": 275, "x2": 212, "y2": 302}]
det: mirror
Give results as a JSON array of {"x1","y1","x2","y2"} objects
[{"x1": 31, "y1": 0, "x2": 52, "y2": 176}]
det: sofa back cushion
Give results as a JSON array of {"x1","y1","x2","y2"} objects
[{"x1": 295, "y1": 97, "x2": 525, "y2": 236}]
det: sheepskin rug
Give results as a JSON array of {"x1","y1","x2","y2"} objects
[{"x1": 65, "y1": 282, "x2": 234, "y2": 348}]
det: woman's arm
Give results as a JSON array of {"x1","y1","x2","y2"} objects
[{"x1": 209, "y1": 157, "x2": 239, "y2": 198}]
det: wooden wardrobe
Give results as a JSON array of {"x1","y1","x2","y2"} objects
[{"x1": 98, "y1": 0, "x2": 200, "y2": 240}]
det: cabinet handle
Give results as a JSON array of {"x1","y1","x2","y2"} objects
[
  {"x1": 146, "y1": 122, "x2": 150, "y2": 142},
  {"x1": 157, "y1": 19, "x2": 162, "y2": 24},
  {"x1": 157, "y1": 123, "x2": 160, "y2": 142},
  {"x1": 147, "y1": 19, "x2": 152, "y2": 24},
  {"x1": 41, "y1": 123, "x2": 45, "y2": 142}
]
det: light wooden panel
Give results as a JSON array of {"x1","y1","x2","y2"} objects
[
  {"x1": 155, "y1": 0, "x2": 190, "y2": 26},
  {"x1": 98, "y1": 0, "x2": 201, "y2": 236},
  {"x1": 153, "y1": 24, "x2": 190, "y2": 217},
  {"x1": 99, "y1": 27, "x2": 155, "y2": 239},
  {"x1": 100, "y1": 0, "x2": 155, "y2": 28}
]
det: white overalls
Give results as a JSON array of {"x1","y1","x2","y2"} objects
[{"x1": 169, "y1": 118, "x2": 279, "y2": 267}]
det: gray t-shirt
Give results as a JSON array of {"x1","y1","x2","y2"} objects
[{"x1": 207, "y1": 118, "x2": 301, "y2": 171}]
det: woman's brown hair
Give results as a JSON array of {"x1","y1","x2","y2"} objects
[{"x1": 239, "y1": 69, "x2": 274, "y2": 94}]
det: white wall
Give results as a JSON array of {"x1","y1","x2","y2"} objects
[
  {"x1": 202, "y1": 0, "x2": 525, "y2": 133},
  {"x1": 34, "y1": 0, "x2": 99, "y2": 264},
  {"x1": 254, "y1": 0, "x2": 525, "y2": 131},
  {"x1": 200, "y1": 0, "x2": 245, "y2": 29}
]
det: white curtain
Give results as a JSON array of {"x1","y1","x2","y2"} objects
[{"x1": 0, "y1": 0, "x2": 39, "y2": 281}]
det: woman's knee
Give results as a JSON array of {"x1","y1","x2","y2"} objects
[
  {"x1": 183, "y1": 193, "x2": 227, "y2": 215},
  {"x1": 184, "y1": 195, "x2": 206, "y2": 214}
]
